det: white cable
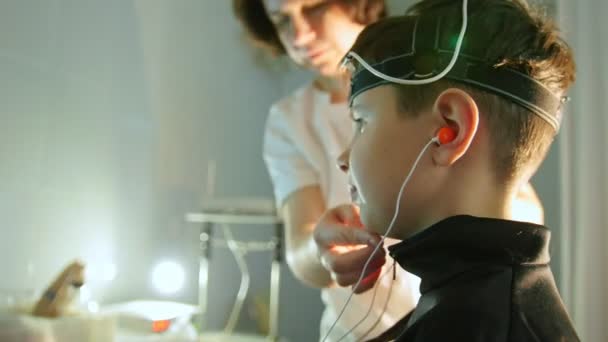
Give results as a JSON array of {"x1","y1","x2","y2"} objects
[
  {"x1": 335, "y1": 261, "x2": 390, "y2": 341},
  {"x1": 335, "y1": 260, "x2": 397, "y2": 342},
  {"x1": 222, "y1": 223, "x2": 251, "y2": 334},
  {"x1": 344, "y1": 0, "x2": 468, "y2": 86},
  {"x1": 356, "y1": 261, "x2": 397, "y2": 342},
  {"x1": 322, "y1": 138, "x2": 438, "y2": 342}
]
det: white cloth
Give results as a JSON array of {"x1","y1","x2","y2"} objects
[
  {"x1": 263, "y1": 83, "x2": 420, "y2": 341},
  {"x1": 0, "y1": 312, "x2": 115, "y2": 342}
]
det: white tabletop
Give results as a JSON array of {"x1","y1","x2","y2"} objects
[
  {"x1": 185, "y1": 212, "x2": 281, "y2": 225},
  {"x1": 185, "y1": 198, "x2": 281, "y2": 226}
]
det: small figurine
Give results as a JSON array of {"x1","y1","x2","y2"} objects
[{"x1": 32, "y1": 261, "x2": 85, "y2": 318}]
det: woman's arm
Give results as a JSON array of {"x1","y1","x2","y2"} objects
[
  {"x1": 282, "y1": 186, "x2": 385, "y2": 292},
  {"x1": 281, "y1": 185, "x2": 334, "y2": 288}
]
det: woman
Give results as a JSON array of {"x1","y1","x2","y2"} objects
[
  {"x1": 233, "y1": 1, "x2": 418, "y2": 341},
  {"x1": 232, "y1": 1, "x2": 543, "y2": 341}
]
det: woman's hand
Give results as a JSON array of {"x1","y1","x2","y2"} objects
[{"x1": 314, "y1": 204, "x2": 385, "y2": 293}]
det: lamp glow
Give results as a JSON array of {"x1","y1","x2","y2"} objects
[
  {"x1": 102, "y1": 263, "x2": 117, "y2": 282},
  {"x1": 151, "y1": 261, "x2": 185, "y2": 294}
]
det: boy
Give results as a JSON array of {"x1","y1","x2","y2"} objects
[{"x1": 331, "y1": 0, "x2": 579, "y2": 340}]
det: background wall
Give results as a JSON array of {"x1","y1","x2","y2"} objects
[
  {"x1": 557, "y1": 0, "x2": 608, "y2": 340},
  {"x1": 0, "y1": 0, "x2": 571, "y2": 341},
  {"x1": 0, "y1": 0, "x2": 320, "y2": 340}
]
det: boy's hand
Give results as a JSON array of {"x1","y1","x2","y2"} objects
[{"x1": 313, "y1": 204, "x2": 385, "y2": 294}]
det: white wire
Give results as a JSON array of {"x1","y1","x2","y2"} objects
[
  {"x1": 344, "y1": 0, "x2": 468, "y2": 86},
  {"x1": 356, "y1": 261, "x2": 397, "y2": 342},
  {"x1": 221, "y1": 223, "x2": 251, "y2": 334},
  {"x1": 321, "y1": 138, "x2": 438, "y2": 342},
  {"x1": 335, "y1": 260, "x2": 397, "y2": 342},
  {"x1": 335, "y1": 262, "x2": 391, "y2": 341}
]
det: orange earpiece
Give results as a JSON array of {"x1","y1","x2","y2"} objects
[{"x1": 436, "y1": 127, "x2": 457, "y2": 145}]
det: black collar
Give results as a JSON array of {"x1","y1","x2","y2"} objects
[{"x1": 388, "y1": 215, "x2": 551, "y2": 294}]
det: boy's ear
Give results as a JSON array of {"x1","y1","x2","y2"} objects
[{"x1": 431, "y1": 88, "x2": 479, "y2": 166}]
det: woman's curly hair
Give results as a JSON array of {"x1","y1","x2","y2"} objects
[{"x1": 232, "y1": 0, "x2": 386, "y2": 55}]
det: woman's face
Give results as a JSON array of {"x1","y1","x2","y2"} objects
[{"x1": 263, "y1": 0, "x2": 367, "y2": 76}]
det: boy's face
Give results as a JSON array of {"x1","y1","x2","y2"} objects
[{"x1": 338, "y1": 85, "x2": 437, "y2": 237}]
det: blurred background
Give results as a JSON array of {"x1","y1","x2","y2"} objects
[{"x1": 0, "y1": 0, "x2": 605, "y2": 341}]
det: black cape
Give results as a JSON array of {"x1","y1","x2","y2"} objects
[{"x1": 368, "y1": 215, "x2": 580, "y2": 342}]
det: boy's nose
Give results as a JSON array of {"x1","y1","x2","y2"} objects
[{"x1": 337, "y1": 150, "x2": 350, "y2": 173}]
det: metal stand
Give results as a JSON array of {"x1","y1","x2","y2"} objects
[
  {"x1": 269, "y1": 222, "x2": 282, "y2": 340},
  {"x1": 186, "y1": 211, "x2": 283, "y2": 340}
]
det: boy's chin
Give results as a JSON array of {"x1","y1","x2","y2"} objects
[
  {"x1": 360, "y1": 208, "x2": 395, "y2": 238},
  {"x1": 360, "y1": 208, "x2": 424, "y2": 240}
]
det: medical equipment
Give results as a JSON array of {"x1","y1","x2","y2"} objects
[{"x1": 186, "y1": 197, "x2": 283, "y2": 341}]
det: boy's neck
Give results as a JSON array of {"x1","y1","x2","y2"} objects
[
  {"x1": 429, "y1": 129, "x2": 526, "y2": 230},
  {"x1": 401, "y1": 165, "x2": 521, "y2": 240},
  {"x1": 445, "y1": 186, "x2": 514, "y2": 221},
  {"x1": 441, "y1": 180, "x2": 519, "y2": 226}
]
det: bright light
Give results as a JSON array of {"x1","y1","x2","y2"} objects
[
  {"x1": 85, "y1": 262, "x2": 117, "y2": 283},
  {"x1": 512, "y1": 197, "x2": 544, "y2": 224},
  {"x1": 78, "y1": 286, "x2": 99, "y2": 313},
  {"x1": 102, "y1": 263, "x2": 117, "y2": 282},
  {"x1": 151, "y1": 261, "x2": 185, "y2": 294},
  {"x1": 87, "y1": 301, "x2": 100, "y2": 313},
  {"x1": 80, "y1": 285, "x2": 92, "y2": 303},
  {"x1": 330, "y1": 244, "x2": 368, "y2": 254}
]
